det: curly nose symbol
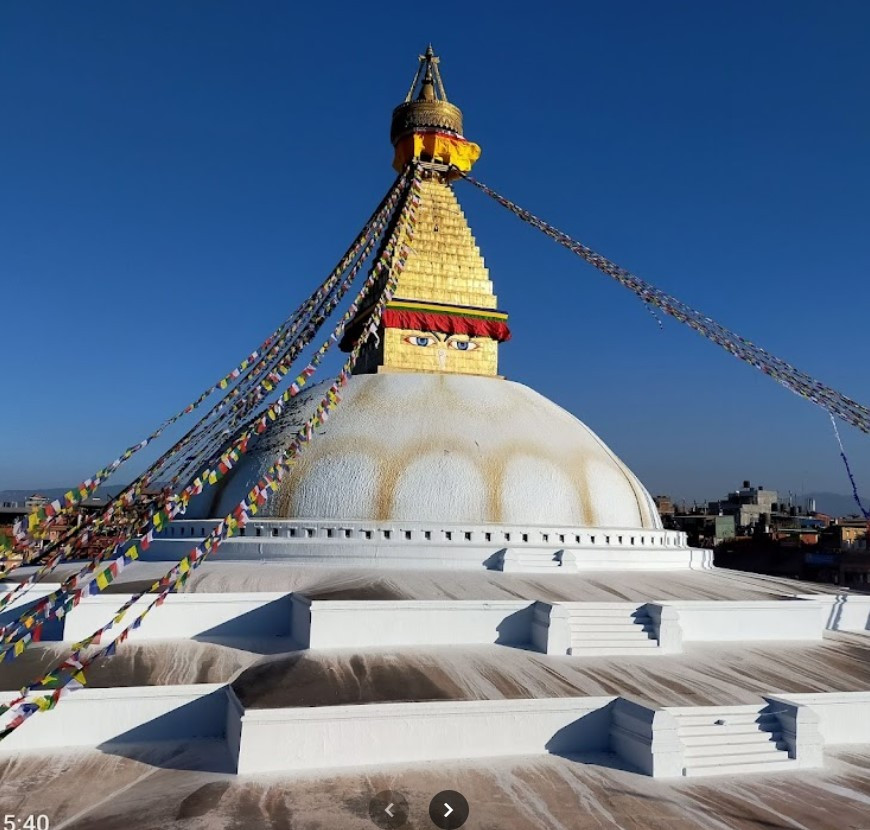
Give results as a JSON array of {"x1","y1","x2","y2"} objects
[{"x1": 437, "y1": 349, "x2": 447, "y2": 369}]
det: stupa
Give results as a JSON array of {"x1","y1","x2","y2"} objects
[
  {"x1": 183, "y1": 45, "x2": 668, "y2": 553},
  {"x1": 4, "y1": 47, "x2": 870, "y2": 830}
]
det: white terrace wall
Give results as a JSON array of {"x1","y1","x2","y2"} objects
[
  {"x1": 0, "y1": 582, "x2": 59, "y2": 620},
  {"x1": 797, "y1": 593, "x2": 870, "y2": 632},
  {"x1": 231, "y1": 694, "x2": 618, "y2": 775},
  {"x1": 649, "y1": 600, "x2": 825, "y2": 642},
  {"x1": 62, "y1": 592, "x2": 294, "y2": 642},
  {"x1": 766, "y1": 692, "x2": 870, "y2": 746},
  {"x1": 0, "y1": 684, "x2": 226, "y2": 752},
  {"x1": 292, "y1": 596, "x2": 534, "y2": 649}
]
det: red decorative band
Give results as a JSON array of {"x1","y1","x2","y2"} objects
[{"x1": 382, "y1": 309, "x2": 511, "y2": 342}]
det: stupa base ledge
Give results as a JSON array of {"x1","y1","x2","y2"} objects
[{"x1": 149, "y1": 519, "x2": 710, "y2": 573}]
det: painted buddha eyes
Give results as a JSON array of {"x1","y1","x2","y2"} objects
[
  {"x1": 407, "y1": 336, "x2": 433, "y2": 347},
  {"x1": 449, "y1": 339, "x2": 477, "y2": 351},
  {"x1": 402, "y1": 334, "x2": 479, "y2": 351}
]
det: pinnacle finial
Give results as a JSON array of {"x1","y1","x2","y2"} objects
[{"x1": 404, "y1": 44, "x2": 448, "y2": 103}]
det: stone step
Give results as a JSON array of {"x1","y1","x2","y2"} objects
[
  {"x1": 679, "y1": 720, "x2": 778, "y2": 736},
  {"x1": 568, "y1": 629, "x2": 656, "y2": 642},
  {"x1": 681, "y1": 730, "x2": 780, "y2": 747},
  {"x1": 670, "y1": 706, "x2": 772, "y2": 716},
  {"x1": 565, "y1": 608, "x2": 645, "y2": 617},
  {"x1": 507, "y1": 563, "x2": 562, "y2": 571},
  {"x1": 502, "y1": 557, "x2": 563, "y2": 571},
  {"x1": 684, "y1": 740, "x2": 786, "y2": 759},
  {"x1": 568, "y1": 615, "x2": 653, "y2": 628},
  {"x1": 568, "y1": 622, "x2": 654, "y2": 633},
  {"x1": 568, "y1": 643, "x2": 661, "y2": 656},
  {"x1": 683, "y1": 758, "x2": 797, "y2": 778},
  {"x1": 675, "y1": 712, "x2": 777, "y2": 728}
]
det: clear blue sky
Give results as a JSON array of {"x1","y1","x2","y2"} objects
[{"x1": 1, "y1": 1, "x2": 868, "y2": 504}]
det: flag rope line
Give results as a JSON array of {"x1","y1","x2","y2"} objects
[
  {"x1": 0, "y1": 170, "x2": 408, "y2": 599},
  {"x1": 829, "y1": 414, "x2": 870, "y2": 520},
  {"x1": 0, "y1": 170, "x2": 419, "y2": 664},
  {"x1": 457, "y1": 169, "x2": 870, "y2": 435},
  {"x1": 6, "y1": 168, "x2": 410, "y2": 555},
  {"x1": 0, "y1": 166, "x2": 422, "y2": 739}
]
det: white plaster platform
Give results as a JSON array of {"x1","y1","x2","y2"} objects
[
  {"x1": 290, "y1": 595, "x2": 535, "y2": 649},
  {"x1": 228, "y1": 693, "x2": 618, "y2": 775},
  {"x1": 145, "y1": 518, "x2": 707, "y2": 573},
  {"x1": 0, "y1": 683, "x2": 226, "y2": 752},
  {"x1": 60, "y1": 591, "x2": 294, "y2": 643}
]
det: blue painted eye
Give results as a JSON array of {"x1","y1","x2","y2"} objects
[
  {"x1": 403, "y1": 335, "x2": 433, "y2": 347},
  {"x1": 448, "y1": 339, "x2": 478, "y2": 351}
]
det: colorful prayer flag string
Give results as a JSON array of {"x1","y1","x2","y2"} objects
[
  {"x1": 830, "y1": 414, "x2": 870, "y2": 520},
  {"x1": 0, "y1": 169, "x2": 410, "y2": 613},
  {"x1": 0, "y1": 165, "x2": 423, "y2": 740},
  {"x1": 0, "y1": 168, "x2": 421, "y2": 671},
  {"x1": 457, "y1": 169, "x2": 870, "y2": 436},
  {"x1": 6, "y1": 168, "x2": 412, "y2": 557}
]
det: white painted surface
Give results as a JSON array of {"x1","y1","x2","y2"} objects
[
  {"x1": 766, "y1": 692, "x2": 870, "y2": 745},
  {"x1": 62, "y1": 592, "x2": 293, "y2": 642},
  {"x1": 184, "y1": 374, "x2": 662, "y2": 530},
  {"x1": 652, "y1": 600, "x2": 825, "y2": 642},
  {"x1": 293, "y1": 596, "x2": 534, "y2": 649},
  {"x1": 0, "y1": 583, "x2": 65, "y2": 639},
  {"x1": 145, "y1": 518, "x2": 694, "y2": 572},
  {"x1": 611, "y1": 698, "x2": 683, "y2": 777},
  {"x1": 797, "y1": 593, "x2": 870, "y2": 631},
  {"x1": 0, "y1": 684, "x2": 226, "y2": 751},
  {"x1": 233, "y1": 696, "x2": 617, "y2": 774},
  {"x1": 0, "y1": 583, "x2": 61, "y2": 618}
]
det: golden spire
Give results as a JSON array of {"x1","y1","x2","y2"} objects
[{"x1": 345, "y1": 47, "x2": 507, "y2": 379}]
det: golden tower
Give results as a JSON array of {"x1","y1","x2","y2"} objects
[{"x1": 345, "y1": 46, "x2": 510, "y2": 378}]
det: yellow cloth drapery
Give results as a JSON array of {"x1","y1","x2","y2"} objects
[{"x1": 392, "y1": 131, "x2": 481, "y2": 173}]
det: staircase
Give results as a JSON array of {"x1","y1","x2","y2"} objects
[
  {"x1": 670, "y1": 705, "x2": 796, "y2": 777},
  {"x1": 566, "y1": 605, "x2": 660, "y2": 656},
  {"x1": 497, "y1": 548, "x2": 575, "y2": 573}
]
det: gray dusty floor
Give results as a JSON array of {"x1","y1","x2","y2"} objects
[
  {"x1": 232, "y1": 632, "x2": 870, "y2": 708},
  {"x1": 9, "y1": 561, "x2": 856, "y2": 602},
  {"x1": 7, "y1": 631, "x2": 869, "y2": 708},
  {"x1": 1, "y1": 740, "x2": 868, "y2": 829}
]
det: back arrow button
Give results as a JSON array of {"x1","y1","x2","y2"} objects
[{"x1": 368, "y1": 790, "x2": 408, "y2": 828}]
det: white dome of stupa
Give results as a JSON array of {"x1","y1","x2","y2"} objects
[{"x1": 188, "y1": 372, "x2": 661, "y2": 530}]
